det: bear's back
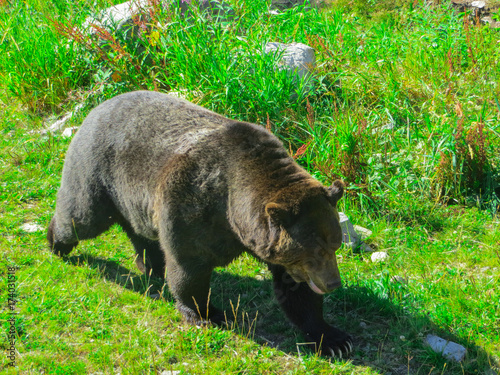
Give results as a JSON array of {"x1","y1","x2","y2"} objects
[
  {"x1": 63, "y1": 91, "x2": 232, "y2": 185},
  {"x1": 73, "y1": 91, "x2": 229, "y2": 153}
]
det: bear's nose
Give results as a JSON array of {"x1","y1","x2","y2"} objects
[{"x1": 326, "y1": 280, "x2": 342, "y2": 291}]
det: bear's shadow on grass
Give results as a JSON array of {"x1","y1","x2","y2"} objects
[{"x1": 66, "y1": 254, "x2": 497, "y2": 375}]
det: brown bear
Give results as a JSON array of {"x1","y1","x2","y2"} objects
[{"x1": 47, "y1": 91, "x2": 353, "y2": 356}]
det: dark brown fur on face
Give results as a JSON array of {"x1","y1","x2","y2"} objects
[{"x1": 48, "y1": 91, "x2": 353, "y2": 357}]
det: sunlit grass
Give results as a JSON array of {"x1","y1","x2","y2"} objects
[{"x1": 1, "y1": 0, "x2": 499, "y2": 373}]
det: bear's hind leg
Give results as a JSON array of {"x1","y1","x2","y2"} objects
[
  {"x1": 121, "y1": 225, "x2": 166, "y2": 279},
  {"x1": 268, "y1": 263, "x2": 353, "y2": 357},
  {"x1": 48, "y1": 189, "x2": 119, "y2": 256},
  {"x1": 47, "y1": 216, "x2": 78, "y2": 256}
]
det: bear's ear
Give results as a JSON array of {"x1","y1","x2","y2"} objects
[
  {"x1": 327, "y1": 180, "x2": 344, "y2": 206},
  {"x1": 265, "y1": 202, "x2": 289, "y2": 226}
]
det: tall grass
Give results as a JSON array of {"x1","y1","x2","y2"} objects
[{"x1": 1, "y1": 0, "x2": 498, "y2": 227}]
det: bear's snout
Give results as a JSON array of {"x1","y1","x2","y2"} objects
[
  {"x1": 305, "y1": 256, "x2": 342, "y2": 294},
  {"x1": 326, "y1": 279, "x2": 342, "y2": 291},
  {"x1": 308, "y1": 275, "x2": 342, "y2": 294}
]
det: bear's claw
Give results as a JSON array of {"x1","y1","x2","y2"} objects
[
  {"x1": 329, "y1": 348, "x2": 342, "y2": 358},
  {"x1": 324, "y1": 337, "x2": 353, "y2": 358},
  {"x1": 346, "y1": 340, "x2": 353, "y2": 353}
]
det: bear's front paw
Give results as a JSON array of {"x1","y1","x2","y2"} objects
[
  {"x1": 310, "y1": 327, "x2": 353, "y2": 358},
  {"x1": 177, "y1": 302, "x2": 228, "y2": 327}
]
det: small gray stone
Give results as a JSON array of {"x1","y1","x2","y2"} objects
[
  {"x1": 62, "y1": 127, "x2": 78, "y2": 138},
  {"x1": 20, "y1": 223, "x2": 44, "y2": 233},
  {"x1": 353, "y1": 224, "x2": 372, "y2": 239},
  {"x1": 470, "y1": 1, "x2": 485, "y2": 8},
  {"x1": 149, "y1": 293, "x2": 162, "y2": 300},
  {"x1": 481, "y1": 16, "x2": 500, "y2": 28},
  {"x1": 270, "y1": 0, "x2": 304, "y2": 10},
  {"x1": 425, "y1": 334, "x2": 467, "y2": 362},
  {"x1": 338, "y1": 212, "x2": 374, "y2": 252},
  {"x1": 339, "y1": 212, "x2": 361, "y2": 249},
  {"x1": 264, "y1": 42, "x2": 316, "y2": 98},
  {"x1": 264, "y1": 42, "x2": 316, "y2": 81}
]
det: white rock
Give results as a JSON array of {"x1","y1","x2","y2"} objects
[
  {"x1": 370, "y1": 251, "x2": 388, "y2": 262},
  {"x1": 471, "y1": 1, "x2": 485, "y2": 8},
  {"x1": 83, "y1": 0, "x2": 150, "y2": 36},
  {"x1": 353, "y1": 224, "x2": 372, "y2": 239},
  {"x1": 20, "y1": 223, "x2": 44, "y2": 233},
  {"x1": 160, "y1": 371, "x2": 180, "y2": 375},
  {"x1": 44, "y1": 103, "x2": 84, "y2": 134},
  {"x1": 264, "y1": 42, "x2": 316, "y2": 81},
  {"x1": 84, "y1": 0, "x2": 234, "y2": 39},
  {"x1": 426, "y1": 334, "x2": 467, "y2": 362},
  {"x1": 62, "y1": 127, "x2": 78, "y2": 138}
]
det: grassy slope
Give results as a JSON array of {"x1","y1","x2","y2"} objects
[{"x1": 1, "y1": 0, "x2": 499, "y2": 374}]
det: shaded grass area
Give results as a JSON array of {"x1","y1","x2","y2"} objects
[{"x1": 0, "y1": 0, "x2": 500, "y2": 373}]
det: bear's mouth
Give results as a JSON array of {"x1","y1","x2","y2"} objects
[{"x1": 307, "y1": 278, "x2": 325, "y2": 295}]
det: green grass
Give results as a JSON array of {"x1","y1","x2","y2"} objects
[{"x1": 1, "y1": 0, "x2": 500, "y2": 373}]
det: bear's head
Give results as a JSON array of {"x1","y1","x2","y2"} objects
[{"x1": 264, "y1": 180, "x2": 344, "y2": 294}]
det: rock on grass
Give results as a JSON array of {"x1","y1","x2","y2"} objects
[{"x1": 425, "y1": 334, "x2": 467, "y2": 362}]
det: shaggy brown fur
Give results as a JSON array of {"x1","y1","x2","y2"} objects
[{"x1": 48, "y1": 91, "x2": 352, "y2": 356}]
